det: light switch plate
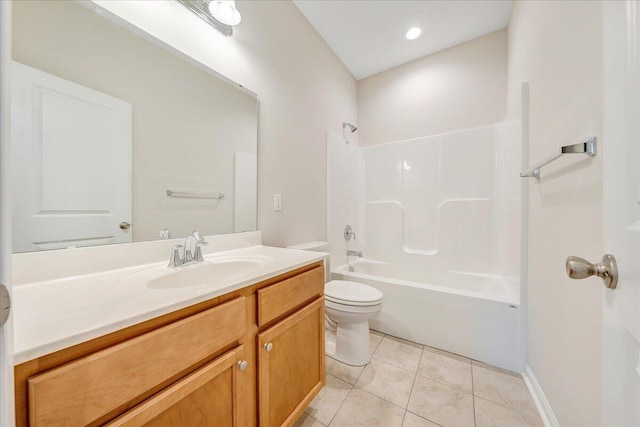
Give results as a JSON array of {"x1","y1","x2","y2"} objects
[{"x1": 274, "y1": 194, "x2": 282, "y2": 211}]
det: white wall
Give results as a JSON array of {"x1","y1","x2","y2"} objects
[
  {"x1": 358, "y1": 29, "x2": 507, "y2": 146},
  {"x1": 508, "y1": 2, "x2": 604, "y2": 425},
  {"x1": 92, "y1": 0, "x2": 358, "y2": 247}
]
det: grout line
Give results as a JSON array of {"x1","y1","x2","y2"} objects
[
  {"x1": 473, "y1": 395, "x2": 540, "y2": 419},
  {"x1": 324, "y1": 381, "x2": 354, "y2": 426},
  {"x1": 471, "y1": 361, "x2": 477, "y2": 427},
  {"x1": 413, "y1": 369, "x2": 473, "y2": 394},
  {"x1": 471, "y1": 359, "x2": 520, "y2": 377},
  {"x1": 357, "y1": 387, "x2": 407, "y2": 412},
  {"x1": 405, "y1": 410, "x2": 446, "y2": 427},
  {"x1": 400, "y1": 410, "x2": 408, "y2": 426},
  {"x1": 369, "y1": 330, "x2": 385, "y2": 353},
  {"x1": 353, "y1": 363, "x2": 366, "y2": 384},
  {"x1": 403, "y1": 349, "x2": 421, "y2": 416}
]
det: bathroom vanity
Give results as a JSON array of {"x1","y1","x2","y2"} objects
[{"x1": 12, "y1": 238, "x2": 326, "y2": 427}]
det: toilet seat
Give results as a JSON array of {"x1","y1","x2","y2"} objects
[{"x1": 325, "y1": 280, "x2": 383, "y2": 307}]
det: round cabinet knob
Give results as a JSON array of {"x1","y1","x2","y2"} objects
[
  {"x1": 237, "y1": 360, "x2": 248, "y2": 371},
  {"x1": 264, "y1": 342, "x2": 273, "y2": 352},
  {"x1": 119, "y1": 222, "x2": 131, "y2": 230}
]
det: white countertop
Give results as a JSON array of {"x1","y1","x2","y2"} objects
[{"x1": 13, "y1": 245, "x2": 326, "y2": 364}]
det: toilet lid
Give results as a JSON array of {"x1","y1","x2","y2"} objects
[{"x1": 325, "y1": 280, "x2": 383, "y2": 305}]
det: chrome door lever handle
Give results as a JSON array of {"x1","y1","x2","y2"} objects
[{"x1": 566, "y1": 254, "x2": 618, "y2": 289}]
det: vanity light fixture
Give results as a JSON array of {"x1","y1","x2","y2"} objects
[
  {"x1": 175, "y1": 0, "x2": 242, "y2": 37},
  {"x1": 208, "y1": 0, "x2": 242, "y2": 26},
  {"x1": 405, "y1": 27, "x2": 422, "y2": 40}
]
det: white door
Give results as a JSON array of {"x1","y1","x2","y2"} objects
[
  {"x1": 0, "y1": 2, "x2": 14, "y2": 425},
  {"x1": 602, "y1": 1, "x2": 640, "y2": 426},
  {"x1": 11, "y1": 61, "x2": 132, "y2": 252}
]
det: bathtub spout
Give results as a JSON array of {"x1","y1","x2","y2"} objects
[{"x1": 347, "y1": 250, "x2": 363, "y2": 257}]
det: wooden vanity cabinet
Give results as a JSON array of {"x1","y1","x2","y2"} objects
[
  {"x1": 107, "y1": 345, "x2": 248, "y2": 427},
  {"x1": 14, "y1": 261, "x2": 325, "y2": 427},
  {"x1": 257, "y1": 298, "x2": 325, "y2": 427}
]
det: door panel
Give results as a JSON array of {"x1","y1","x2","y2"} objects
[
  {"x1": 602, "y1": 2, "x2": 640, "y2": 425},
  {"x1": 258, "y1": 298, "x2": 325, "y2": 427},
  {"x1": 11, "y1": 61, "x2": 132, "y2": 252},
  {"x1": 107, "y1": 345, "x2": 247, "y2": 427},
  {"x1": 0, "y1": 1, "x2": 14, "y2": 425}
]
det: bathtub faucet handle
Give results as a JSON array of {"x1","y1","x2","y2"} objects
[{"x1": 344, "y1": 225, "x2": 356, "y2": 241}]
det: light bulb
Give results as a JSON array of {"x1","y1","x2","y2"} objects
[
  {"x1": 405, "y1": 27, "x2": 422, "y2": 40},
  {"x1": 208, "y1": 0, "x2": 242, "y2": 26}
]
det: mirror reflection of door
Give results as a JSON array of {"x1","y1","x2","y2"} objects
[{"x1": 11, "y1": 61, "x2": 132, "y2": 252}]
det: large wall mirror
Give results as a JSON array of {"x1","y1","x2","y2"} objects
[{"x1": 11, "y1": 0, "x2": 258, "y2": 253}]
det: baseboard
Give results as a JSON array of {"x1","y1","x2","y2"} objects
[{"x1": 522, "y1": 364, "x2": 560, "y2": 427}]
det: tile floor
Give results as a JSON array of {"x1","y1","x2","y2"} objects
[{"x1": 295, "y1": 331, "x2": 544, "y2": 427}]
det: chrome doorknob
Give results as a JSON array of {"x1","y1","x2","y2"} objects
[
  {"x1": 119, "y1": 222, "x2": 131, "y2": 230},
  {"x1": 566, "y1": 254, "x2": 618, "y2": 289}
]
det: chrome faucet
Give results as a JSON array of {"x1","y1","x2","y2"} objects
[
  {"x1": 347, "y1": 250, "x2": 363, "y2": 258},
  {"x1": 168, "y1": 231, "x2": 208, "y2": 267}
]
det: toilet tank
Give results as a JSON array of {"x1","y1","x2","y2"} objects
[{"x1": 286, "y1": 241, "x2": 330, "y2": 282}]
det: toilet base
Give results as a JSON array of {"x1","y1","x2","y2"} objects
[{"x1": 324, "y1": 321, "x2": 372, "y2": 366}]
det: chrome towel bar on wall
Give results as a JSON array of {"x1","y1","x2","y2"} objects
[
  {"x1": 166, "y1": 189, "x2": 225, "y2": 199},
  {"x1": 520, "y1": 137, "x2": 597, "y2": 179}
]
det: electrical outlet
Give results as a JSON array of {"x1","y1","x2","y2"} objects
[{"x1": 274, "y1": 193, "x2": 282, "y2": 211}]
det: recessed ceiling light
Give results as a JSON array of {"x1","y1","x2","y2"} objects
[{"x1": 405, "y1": 27, "x2": 422, "y2": 40}]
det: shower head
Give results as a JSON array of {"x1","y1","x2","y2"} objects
[{"x1": 342, "y1": 122, "x2": 358, "y2": 133}]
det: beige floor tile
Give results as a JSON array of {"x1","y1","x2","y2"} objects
[
  {"x1": 417, "y1": 349, "x2": 472, "y2": 393},
  {"x1": 373, "y1": 336, "x2": 423, "y2": 372},
  {"x1": 407, "y1": 375, "x2": 474, "y2": 427},
  {"x1": 472, "y1": 365, "x2": 539, "y2": 417},
  {"x1": 475, "y1": 397, "x2": 544, "y2": 427},
  {"x1": 355, "y1": 358, "x2": 416, "y2": 408},
  {"x1": 370, "y1": 330, "x2": 385, "y2": 353},
  {"x1": 305, "y1": 374, "x2": 352, "y2": 425},
  {"x1": 424, "y1": 345, "x2": 471, "y2": 364},
  {"x1": 402, "y1": 411, "x2": 440, "y2": 427},
  {"x1": 330, "y1": 389, "x2": 405, "y2": 427},
  {"x1": 294, "y1": 413, "x2": 327, "y2": 427},
  {"x1": 325, "y1": 356, "x2": 365, "y2": 385},
  {"x1": 472, "y1": 360, "x2": 520, "y2": 377}
]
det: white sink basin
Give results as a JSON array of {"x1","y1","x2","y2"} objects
[{"x1": 119, "y1": 255, "x2": 272, "y2": 290}]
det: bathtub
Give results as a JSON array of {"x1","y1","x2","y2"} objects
[{"x1": 331, "y1": 260, "x2": 522, "y2": 371}]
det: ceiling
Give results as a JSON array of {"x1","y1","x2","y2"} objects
[{"x1": 293, "y1": 1, "x2": 513, "y2": 80}]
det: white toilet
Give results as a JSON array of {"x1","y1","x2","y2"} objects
[{"x1": 287, "y1": 241, "x2": 383, "y2": 366}]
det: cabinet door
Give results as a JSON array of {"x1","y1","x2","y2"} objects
[
  {"x1": 258, "y1": 298, "x2": 325, "y2": 427},
  {"x1": 107, "y1": 345, "x2": 248, "y2": 427},
  {"x1": 27, "y1": 297, "x2": 246, "y2": 426}
]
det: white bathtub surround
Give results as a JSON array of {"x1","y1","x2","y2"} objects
[
  {"x1": 326, "y1": 129, "x2": 365, "y2": 271},
  {"x1": 360, "y1": 122, "x2": 521, "y2": 278},
  {"x1": 12, "y1": 232, "x2": 327, "y2": 364},
  {"x1": 328, "y1": 121, "x2": 524, "y2": 371}
]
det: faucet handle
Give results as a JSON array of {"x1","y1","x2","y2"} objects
[
  {"x1": 194, "y1": 243, "x2": 206, "y2": 262},
  {"x1": 168, "y1": 244, "x2": 184, "y2": 267},
  {"x1": 191, "y1": 231, "x2": 207, "y2": 244},
  {"x1": 344, "y1": 225, "x2": 356, "y2": 241}
]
